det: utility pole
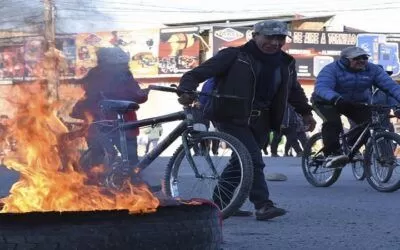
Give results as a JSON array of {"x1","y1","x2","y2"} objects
[{"x1": 43, "y1": 0, "x2": 59, "y2": 101}]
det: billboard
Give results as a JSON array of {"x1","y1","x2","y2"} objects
[
  {"x1": 212, "y1": 27, "x2": 400, "y2": 79},
  {"x1": 158, "y1": 27, "x2": 200, "y2": 75}
]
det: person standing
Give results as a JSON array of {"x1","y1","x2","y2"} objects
[
  {"x1": 177, "y1": 20, "x2": 316, "y2": 220},
  {"x1": 71, "y1": 47, "x2": 149, "y2": 168},
  {"x1": 144, "y1": 124, "x2": 163, "y2": 154}
]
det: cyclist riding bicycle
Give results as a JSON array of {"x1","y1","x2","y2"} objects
[{"x1": 311, "y1": 46, "x2": 400, "y2": 168}]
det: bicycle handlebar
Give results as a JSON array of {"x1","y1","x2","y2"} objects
[
  {"x1": 148, "y1": 85, "x2": 178, "y2": 93},
  {"x1": 147, "y1": 84, "x2": 245, "y2": 100},
  {"x1": 356, "y1": 103, "x2": 400, "y2": 110}
]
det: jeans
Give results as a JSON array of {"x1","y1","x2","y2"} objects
[{"x1": 213, "y1": 122, "x2": 273, "y2": 209}]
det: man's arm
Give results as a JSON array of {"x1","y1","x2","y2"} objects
[
  {"x1": 373, "y1": 65, "x2": 400, "y2": 103},
  {"x1": 179, "y1": 47, "x2": 239, "y2": 91},
  {"x1": 313, "y1": 64, "x2": 341, "y2": 102},
  {"x1": 288, "y1": 76, "x2": 313, "y2": 115}
]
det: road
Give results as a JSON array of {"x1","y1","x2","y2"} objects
[{"x1": 0, "y1": 157, "x2": 399, "y2": 250}]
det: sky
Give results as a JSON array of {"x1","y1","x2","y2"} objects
[
  {"x1": 2, "y1": 0, "x2": 400, "y2": 33},
  {"x1": 109, "y1": 0, "x2": 400, "y2": 32}
]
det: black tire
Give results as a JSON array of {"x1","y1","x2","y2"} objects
[
  {"x1": 351, "y1": 161, "x2": 366, "y2": 181},
  {"x1": 301, "y1": 132, "x2": 342, "y2": 187},
  {"x1": 365, "y1": 131, "x2": 400, "y2": 192},
  {"x1": 164, "y1": 131, "x2": 253, "y2": 220},
  {"x1": 0, "y1": 203, "x2": 222, "y2": 250}
]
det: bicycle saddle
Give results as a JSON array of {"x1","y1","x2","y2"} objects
[{"x1": 99, "y1": 100, "x2": 139, "y2": 114}]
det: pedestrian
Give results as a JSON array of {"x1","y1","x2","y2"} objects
[
  {"x1": 177, "y1": 20, "x2": 316, "y2": 220},
  {"x1": 71, "y1": 47, "x2": 149, "y2": 168},
  {"x1": 144, "y1": 123, "x2": 163, "y2": 154},
  {"x1": 311, "y1": 46, "x2": 400, "y2": 168}
]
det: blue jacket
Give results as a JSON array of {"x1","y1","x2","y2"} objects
[{"x1": 312, "y1": 60, "x2": 400, "y2": 103}]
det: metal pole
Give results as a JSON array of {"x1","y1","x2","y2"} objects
[{"x1": 44, "y1": 0, "x2": 59, "y2": 100}]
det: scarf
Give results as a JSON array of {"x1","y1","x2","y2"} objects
[{"x1": 243, "y1": 40, "x2": 282, "y2": 107}]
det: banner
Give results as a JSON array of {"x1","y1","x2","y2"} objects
[
  {"x1": 75, "y1": 30, "x2": 160, "y2": 78},
  {"x1": 212, "y1": 26, "x2": 252, "y2": 55},
  {"x1": 0, "y1": 45, "x2": 25, "y2": 81},
  {"x1": 24, "y1": 38, "x2": 45, "y2": 79},
  {"x1": 127, "y1": 29, "x2": 159, "y2": 77},
  {"x1": 75, "y1": 32, "x2": 114, "y2": 78},
  {"x1": 56, "y1": 36, "x2": 77, "y2": 78},
  {"x1": 212, "y1": 27, "x2": 400, "y2": 79},
  {"x1": 158, "y1": 27, "x2": 200, "y2": 75}
]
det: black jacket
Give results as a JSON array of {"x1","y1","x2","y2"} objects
[{"x1": 179, "y1": 43, "x2": 312, "y2": 131}]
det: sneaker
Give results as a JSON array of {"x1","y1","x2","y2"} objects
[
  {"x1": 325, "y1": 154, "x2": 349, "y2": 168},
  {"x1": 271, "y1": 153, "x2": 280, "y2": 157},
  {"x1": 255, "y1": 204, "x2": 287, "y2": 221}
]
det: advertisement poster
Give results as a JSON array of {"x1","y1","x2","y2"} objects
[
  {"x1": 75, "y1": 32, "x2": 112, "y2": 78},
  {"x1": 158, "y1": 27, "x2": 200, "y2": 75},
  {"x1": 24, "y1": 38, "x2": 45, "y2": 79},
  {"x1": 75, "y1": 31, "x2": 136, "y2": 78},
  {"x1": 127, "y1": 29, "x2": 160, "y2": 77},
  {"x1": 56, "y1": 37, "x2": 77, "y2": 78},
  {"x1": 212, "y1": 26, "x2": 252, "y2": 54},
  {"x1": 213, "y1": 28, "x2": 400, "y2": 79},
  {"x1": 0, "y1": 45, "x2": 25, "y2": 80}
]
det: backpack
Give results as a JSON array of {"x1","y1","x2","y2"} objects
[{"x1": 199, "y1": 78, "x2": 216, "y2": 108}]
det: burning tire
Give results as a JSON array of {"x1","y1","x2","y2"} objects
[{"x1": 0, "y1": 203, "x2": 222, "y2": 250}]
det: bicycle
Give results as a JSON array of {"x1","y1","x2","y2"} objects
[
  {"x1": 72, "y1": 84, "x2": 254, "y2": 219},
  {"x1": 302, "y1": 103, "x2": 400, "y2": 192}
]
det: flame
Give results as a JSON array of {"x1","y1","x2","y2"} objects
[{"x1": 0, "y1": 83, "x2": 159, "y2": 213}]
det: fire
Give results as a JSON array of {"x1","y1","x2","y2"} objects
[{"x1": 0, "y1": 83, "x2": 159, "y2": 214}]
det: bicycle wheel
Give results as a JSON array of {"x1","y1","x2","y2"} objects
[
  {"x1": 351, "y1": 149, "x2": 366, "y2": 181},
  {"x1": 301, "y1": 132, "x2": 342, "y2": 187},
  {"x1": 365, "y1": 131, "x2": 400, "y2": 192},
  {"x1": 351, "y1": 161, "x2": 366, "y2": 181},
  {"x1": 164, "y1": 131, "x2": 253, "y2": 220}
]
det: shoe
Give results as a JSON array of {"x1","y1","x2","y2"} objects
[
  {"x1": 325, "y1": 154, "x2": 349, "y2": 168},
  {"x1": 232, "y1": 209, "x2": 253, "y2": 217},
  {"x1": 296, "y1": 151, "x2": 304, "y2": 157},
  {"x1": 271, "y1": 153, "x2": 279, "y2": 157},
  {"x1": 255, "y1": 204, "x2": 287, "y2": 221}
]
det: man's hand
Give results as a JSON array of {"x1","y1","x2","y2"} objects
[
  {"x1": 178, "y1": 93, "x2": 196, "y2": 105},
  {"x1": 302, "y1": 114, "x2": 316, "y2": 132},
  {"x1": 334, "y1": 97, "x2": 364, "y2": 109}
]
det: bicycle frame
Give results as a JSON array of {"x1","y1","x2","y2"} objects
[
  {"x1": 91, "y1": 104, "x2": 208, "y2": 179},
  {"x1": 340, "y1": 110, "x2": 390, "y2": 161}
]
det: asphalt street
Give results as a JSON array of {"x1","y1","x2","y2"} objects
[{"x1": 1, "y1": 157, "x2": 400, "y2": 250}]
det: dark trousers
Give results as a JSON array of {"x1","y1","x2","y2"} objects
[
  {"x1": 283, "y1": 127, "x2": 303, "y2": 155},
  {"x1": 213, "y1": 122, "x2": 272, "y2": 210},
  {"x1": 313, "y1": 103, "x2": 371, "y2": 155}
]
